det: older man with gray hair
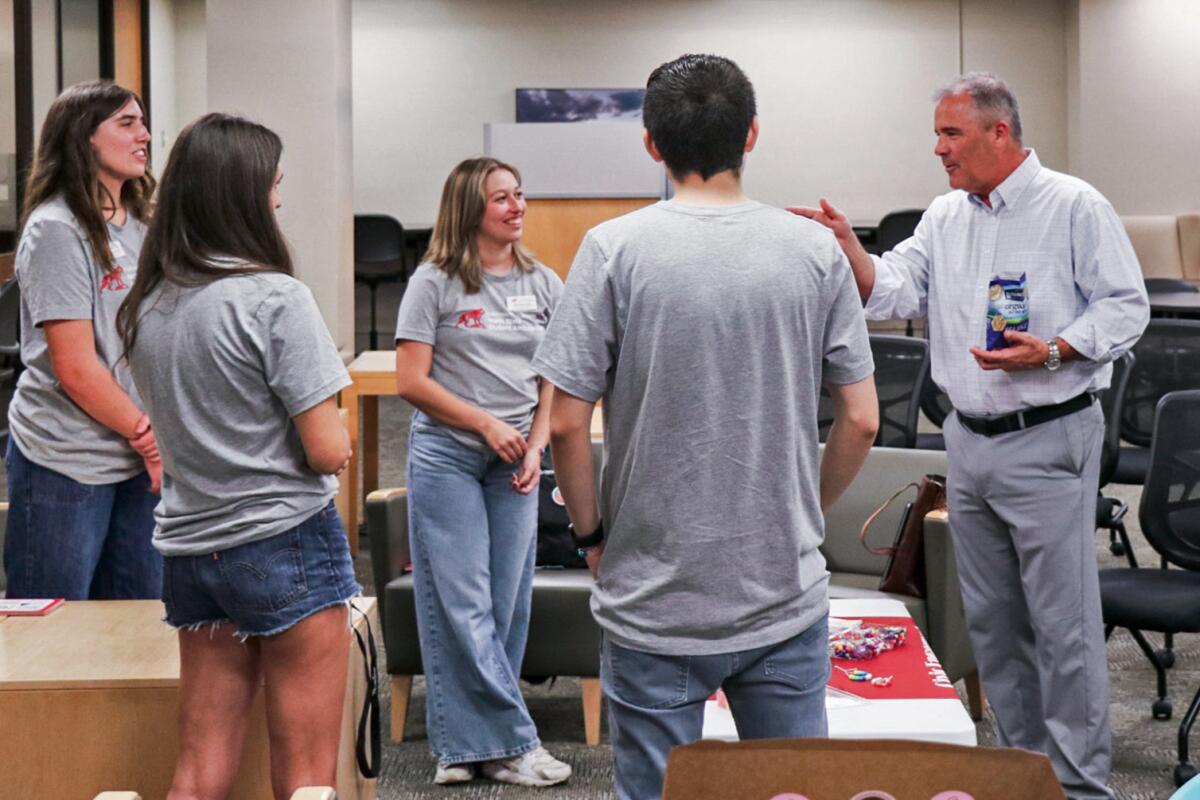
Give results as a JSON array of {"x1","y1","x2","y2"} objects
[{"x1": 795, "y1": 72, "x2": 1148, "y2": 799}]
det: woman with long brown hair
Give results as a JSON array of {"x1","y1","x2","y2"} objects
[
  {"x1": 3, "y1": 80, "x2": 162, "y2": 600},
  {"x1": 394, "y1": 157, "x2": 570, "y2": 787},
  {"x1": 119, "y1": 112, "x2": 357, "y2": 799}
]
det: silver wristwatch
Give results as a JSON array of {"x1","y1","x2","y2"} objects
[{"x1": 1044, "y1": 339, "x2": 1062, "y2": 371}]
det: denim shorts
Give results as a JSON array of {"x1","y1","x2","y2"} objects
[{"x1": 162, "y1": 501, "x2": 361, "y2": 637}]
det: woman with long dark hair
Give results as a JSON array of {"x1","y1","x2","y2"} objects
[
  {"x1": 118, "y1": 113, "x2": 357, "y2": 799},
  {"x1": 394, "y1": 157, "x2": 570, "y2": 786},
  {"x1": 4, "y1": 80, "x2": 162, "y2": 599}
]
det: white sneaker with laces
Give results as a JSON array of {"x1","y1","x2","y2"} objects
[
  {"x1": 481, "y1": 746, "x2": 572, "y2": 787},
  {"x1": 433, "y1": 761, "x2": 476, "y2": 785}
]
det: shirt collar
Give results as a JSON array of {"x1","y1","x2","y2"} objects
[{"x1": 969, "y1": 148, "x2": 1041, "y2": 211}]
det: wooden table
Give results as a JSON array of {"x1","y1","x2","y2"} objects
[
  {"x1": 0, "y1": 598, "x2": 378, "y2": 800},
  {"x1": 341, "y1": 349, "x2": 605, "y2": 544},
  {"x1": 341, "y1": 350, "x2": 399, "y2": 548},
  {"x1": 703, "y1": 598, "x2": 977, "y2": 746}
]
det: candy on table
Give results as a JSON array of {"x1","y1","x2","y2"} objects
[{"x1": 829, "y1": 624, "x2": 907, "y2": 660}]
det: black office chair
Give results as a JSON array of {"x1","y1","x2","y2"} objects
[
  {"x1": 1100, "y1": 390, "x2": 1200, "y2": 787},
  {"x1": 914, "y1": 369, "x2": 951, "y2": 450},
  {"x1": 0, "y1": 278, "x2": 22, "y2": 451},
  {"x1": 818, "y1": 335, "x2": 929, "y2": 448},
  {"x1": 1113, "y1": 320, "x2": 1200, "y2": 485},
  {"x1": 873, "y1": 209, "x2": 925, "y2": 335},
  {"x1": 873, "y1": 209, "x2": 925, "y2": 255},
  {"x1": 354, "y1": 214, "x2": 407, "y2": 352},
  {"x1": 1096, "y1": 352, "x2": 1136, "y2": 561},
  {"x1": 1145, "y1": 278, "x2": 1199, "y2": 294}
]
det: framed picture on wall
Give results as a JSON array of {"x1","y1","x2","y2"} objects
[{"x1": 516, "y1": 88, "x2": 644, "y2": 123}]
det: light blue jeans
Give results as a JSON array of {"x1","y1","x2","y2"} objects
[
  {"x1": 406, "y1": 416, "x2": 540, "y2": 764},
  {"x1": 603, "y1": 615, "x2": 831, "y2": 800}
]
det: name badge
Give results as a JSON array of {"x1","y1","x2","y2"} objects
[
  {"x1": 506, "y1": 294, "x2": 538, "y2": 313},
  {"x1": 109, "y1": 239, "x2": 127, "y2": 260}
]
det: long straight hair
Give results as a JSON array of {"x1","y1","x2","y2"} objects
[
  {"x1": 117, "y1": 113, "x2": 293, "y2": 357},
  {"x1": 424, "y1": 157, "x2": 534, "y2": 294},
  {"x1": 21, "y1": 80, "x2": 156, "y2": 274}
]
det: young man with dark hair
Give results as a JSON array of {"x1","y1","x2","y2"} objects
[{"x1": 533, "y1": 54, "x2": 879, "y2": 800}]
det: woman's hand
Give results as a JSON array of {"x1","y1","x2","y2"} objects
[
  {"x1": 128, "y1": 414, "x2": 159, "y2": 461},
  {"x1": 511, "y1": 446, "x2": 542, "y2": 494},
  {"x1": 143, "y1": 455, "x2": 162, "y2": 494},
  {"x1": 481, "y1": 417, "x2": 528, "y2": 463}
]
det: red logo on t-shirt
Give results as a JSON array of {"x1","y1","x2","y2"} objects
[
  {"x1": 456, "y1": 308, "x2": 486, "y2": 328},
  {"x1": 99, "y1": 266, "x2": 128, "y2": 293}
]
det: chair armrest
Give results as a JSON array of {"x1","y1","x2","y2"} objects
[
  {"x1": 922, "y1": 510, "x2": 976, "y2": 683},
  {"x1": 366, "y1": 487, "x2": 409, "y2": 629}
]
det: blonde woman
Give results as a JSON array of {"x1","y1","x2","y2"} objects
[{"x1": 394, "y1": 157, "x2": 570, "y2": 787}]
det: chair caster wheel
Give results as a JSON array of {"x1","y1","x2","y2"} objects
[
  {"x1": 1174, "y1": 762, "x2": 1197, "y2": 788},
  {"x1": 1157, "y1": 649, "x2": 1176, "y2": 669},
  {"x1": 1153, "y1": 699, "x2": 1173, "y2": 720},
  {"x1": 1109, "y1": 541, "x2": 1126, "y2": 556}
]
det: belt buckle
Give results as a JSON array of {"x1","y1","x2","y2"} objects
[{"x1": 1015, "y1": 410, "x2": 1027, "y2": 430}]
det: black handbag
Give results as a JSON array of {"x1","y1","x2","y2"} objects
[
  {"x1": 536, "y1": 468, "x2": 587, "y2": 569},
  {"x1": 858, "y1": 474, "x2": 947, "y2": 598}
]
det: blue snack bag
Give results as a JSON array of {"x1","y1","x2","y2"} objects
[{"x1": 986, "y1": 273, "x2": 1029, "y2": 350}]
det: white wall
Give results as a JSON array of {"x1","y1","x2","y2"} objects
[
  {"x1": 0, "y1": 0, "x2": 13, "y2": 156},
  {"x1": 30, "y1": 0, "x2": 58, "y2": 145},
  {"x1": 149, "y1": 0, "x2": 206, "y2": 163},
  {"x1": 1068, "y1": 0, "x2": 1200, "y2": 214},
  {"x1": 206, "y1": 0, "x2": 355, "y2": 354},
  {"x1": 961, "y1": 0, "x2": 1068, "y2": 171},
  {"x1": 148, "y1": 0, "x2": 177, "y2": 161},
  {"x1": 353, "y1": 0, "x2": 1070, "y2": 226}
]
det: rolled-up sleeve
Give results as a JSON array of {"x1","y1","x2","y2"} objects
[
  {"x1": 864, "y1": 211, "x2": 934, "y2": 323},
  {"x1": 1056, "y1": 195, "x2": 1150, "y2": 363}
]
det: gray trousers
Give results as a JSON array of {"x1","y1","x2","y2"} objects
[{"x1": 944, "y1": 403, "x2": 1113, "y2": 800}]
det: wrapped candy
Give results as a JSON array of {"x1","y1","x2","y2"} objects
[{"x1": 830, "y1": 624, "x2": 907, "y2": 660}]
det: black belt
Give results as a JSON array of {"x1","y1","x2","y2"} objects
[{"x1": 955, "y1": 393, "x2": 1093, "y2": 437}]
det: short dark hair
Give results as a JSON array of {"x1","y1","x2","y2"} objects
[{"x1": 643, "y1": 54, "x2": 756, "y2": 181}]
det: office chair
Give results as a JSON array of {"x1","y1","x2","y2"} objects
[
  {"x1": 1113, "y1": 319, "x2": 1200, "y2": 486},
  {"x1": 0, "y1": 279, "x2": 21, "y2": 451},
  {"x1": 874, "y1": 209, "x2": 925, "y2": 336},
  {"x1": 1097, "y1": 352, "x2": 1136, "y2": 561},
  {"x1": 1100, "y1": 390, "x2": 1200, "y2": 787},
  {"x1": 819, "y1": 335, "x2": 929, "y2": 448},
  {"x1": 354, "y1": 214, "x2": 407, "y2": 352},
  {"x1": 1145, "y1": 278, "x2": 1199, "y2": 294}
]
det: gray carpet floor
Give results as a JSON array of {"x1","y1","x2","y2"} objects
[{"x1": 354, "y1": 397, "x2": 1194, "y2": 800}]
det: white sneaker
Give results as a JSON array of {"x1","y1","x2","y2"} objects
[
  {"x1": 481, "y1": 746, "x2": 572, "y2": 787},
  {"x1": 433, "y1": 761, "x2": 476, "y2": 785}
]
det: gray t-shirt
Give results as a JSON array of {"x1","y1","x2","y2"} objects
[
  {"x1": 394, "y1": 261, "x2": 564, "y2": 451},
  {"x1": 532, "y1": 200, "x2": 874, "y2": 656},
  {"x1": 127, "y1": 268, "x2": 351, "y2": 556},
  {"x1": 9, "y1": 195, "x2": 147, "y2": 484}
]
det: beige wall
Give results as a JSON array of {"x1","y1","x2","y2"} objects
[
  {"x1": 149, "y1": 0, "x2": 206, "y2": 163},
  {"x1": 206, "y1": 0, "x2": 355, "y2": 354},
  {"x1": 1068, "y1": 0, "x2": 1200, "y2": 214},
  {"x1": 353, "y1": 0, "x2": 1075, "y2": 227},
  {"x1": 961, "y1": 0, "x2": 1068, "y2": 171}
]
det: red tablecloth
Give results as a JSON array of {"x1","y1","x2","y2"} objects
[{"x1": 826, "y1": 616, "x2": 960, "y2": 700}]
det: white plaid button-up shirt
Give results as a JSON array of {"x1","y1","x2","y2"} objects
[{"x1": 866, "y1": 150, "x2": 1149, "y2": 417}]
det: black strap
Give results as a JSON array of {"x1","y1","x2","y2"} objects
[{"x1": 350, "y1": 601, "x2": 381, "y2": 779}]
